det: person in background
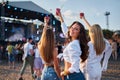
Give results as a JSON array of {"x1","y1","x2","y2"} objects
[
  {"x1": 15, "y1": 43, "x2": 23, "y2": 62},
  {"x1": 108, "y1": 38, "x2": 117, "y2": 60},
  {"x1": 112, "y1": 32, "x2": 120, "y2": 58},
  {"x1": 57, "y1": 10, "x2": 88, "y2": 80},
  {"x1": 33, "y1": 43, "x2": 43, "y2": 80},
  {"x1": 38, "y1": 16, "x2": 61, "y2": 80},
  {"x1": 6, "y1": 42, "x2": 15, "y2": 69},
  {"x1": 113, "y1": 32, "x2": 120, "y2": 43},
  {"x1": 18, "y1": 37, "x2": 35, "y2": 80},
  {"x1": 81, "y1": 13, "x2": 112, "y2": 80},
  {"x1": 0, "y1": 45, "x2": 3, "y2": 63}
]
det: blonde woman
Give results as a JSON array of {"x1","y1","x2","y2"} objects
[
  {"x1": 38, "y1": 17, "x2": 61, "y2": 80},
  {"x1": 81, "y1": 14, "x2": 112, "y2": 80}
]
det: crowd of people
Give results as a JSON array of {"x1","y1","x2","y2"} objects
[{"x1": 0, "y1": 9, "x2": 120, "y2": 80}]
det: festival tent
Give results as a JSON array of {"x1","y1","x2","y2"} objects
[
  {"x1": 0, "y1": 1, "x2": 61, "y2": 41},
  {"x1": 0, "y1": 1, "x2": 50, "y2": 21}
]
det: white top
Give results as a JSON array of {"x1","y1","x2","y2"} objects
[
  {"x1": 63, "y1": 40, "x2": 81, "y2": 73},
  {"x1": 86, "y1": 39, "x2": 112, "y2": 71},
  {"x1": 34, "y1": 48, "x2": 41, "y2": 58},
  {"x1": 61, "y1": 22, "x2": 68, "y2": 38},
  {"x1": 34, "y1": 48, "x2": 44, "y2": 64},
  {"x1": 22, "y1": 42, "x2": 33, "y2": 60},
  {"x1": 61, "y1": 22, "x2": 82, "y2": 73}
]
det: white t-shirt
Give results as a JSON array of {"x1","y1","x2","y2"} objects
[
  {"x1": 22, "y1": 42, "x2": 33, "y2": 60},
  {"x1": 34, "y1": 48, "x2": 41, "y2": 58}
]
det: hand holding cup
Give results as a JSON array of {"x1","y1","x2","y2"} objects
[
  {"x1": 80, "y1": 12, "x2": 84, "y2": 19},
  {"x1": 56, "y1": 8, "x2": 61, "y2": 16},
  {"x1": 44, "y1": 16, "x2": 50, "y2": 23}
]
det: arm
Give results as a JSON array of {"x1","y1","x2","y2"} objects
[
  {"x1": 43, "y1": 16, "x2": 50, "y2": 31},
  {"x1": 57, "y1": 11, "x2": 68, "y2": 37},
  {"x1": 44, "y1": 16, "x2": 50, "y2": 27},
  {"x1": 29, "y1": 44, "x2": 34, "y2": 55},
  {"x1": 81, "y1": 15, "x2": 91, "y2": 30},
  {"x1": 53, "y1": 47, "x2": 61, "y2": 78},
  {"x1": 61, "y1": 42, "x2": 81, "y2": 76},
  {"x1": 58, "y1": 11, "x2": 64, "y2": 23},
  {"x1": 102, "y1": 41, "x2": 112, "y2": 71},
  {"x1": 30, "y1": 49, "x2": 34, "y2": 55},
  {"x1": 6, "y1": 46, "x2": 8, "y2": 51},
  {"x1": 68, "y1": 43, "x2": 81, "y2": 73}
]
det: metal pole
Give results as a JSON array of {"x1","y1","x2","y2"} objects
[
  {"x1": 105, "y1": 11, "x2": 110, "y2": 29},
  {"x1": 106, "y1": 15, "x2": 109, "y2": 29}
]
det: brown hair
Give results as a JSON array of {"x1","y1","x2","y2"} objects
[
  {"x1": 38, "y1": 27, "x2": 54, "y2": 63},
  {"x1": 68, "y1": 21, "x2": 89, "y2": 62}
]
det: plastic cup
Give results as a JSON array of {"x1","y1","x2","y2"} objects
[
  {"x1": 56, "y1": 8, "x2": 60, "y2": 15},
  {"x1": 80, "y1": 12, "x2": 84, "y2": 19}
]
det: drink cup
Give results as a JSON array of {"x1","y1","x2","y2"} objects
[
  {"x1": 80, "y1": 12, "x2": 84, "y2": 19},
  {"x1": 56, "y1": 8, "x2": 60, "y2": 16}
]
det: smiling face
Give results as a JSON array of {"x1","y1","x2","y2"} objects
[
  {"x1": 69, "y1": 23, "x2": 80, "y2": 40},
  {"x1": 67, "y1": 21, "x2": 89, "y2": 62}
]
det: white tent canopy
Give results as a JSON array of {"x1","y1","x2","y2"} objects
[{"x1": 8, "y1": 1, "x2": 50, "y2": 14}]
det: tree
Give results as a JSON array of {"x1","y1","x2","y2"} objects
[{"x1": 103, "y1": 29, "x2": 114, "y2": 39}]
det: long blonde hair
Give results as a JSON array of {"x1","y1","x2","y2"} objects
[
  {"x1": 38, "y1": 27, "x2": 54, "y2": 63},
  {"x1": 90, "y1": 24, "x2": 105, "y2": 55}
]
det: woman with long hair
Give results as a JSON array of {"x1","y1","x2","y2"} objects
[
  {"x1": 57, "y1": 11, "x2": 88, "y2": 80},
  {"x1": 81, "y1": 14, "x2": 112, "y2": 80},
  {"x1": 38, "y1": 17, "x2": 61, "y2": 80}
]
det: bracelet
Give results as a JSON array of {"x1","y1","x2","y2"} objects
[{"x1": 63, "y1": 71, "x2": 68, "y2": 76}]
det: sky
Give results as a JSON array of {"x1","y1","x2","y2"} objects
[{"x1": 3, "y1": 0, "x2": 120, "y2": 31}]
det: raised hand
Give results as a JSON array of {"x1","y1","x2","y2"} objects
[
  {"x1": 44, "y1": 16, "x2": 50, "y2": 25},
  {"x1": 56, "y1": 8, "x2": 64, "y2": 23},
  {"x1": 56, "y1": 8, "x2": 61, "y2": 16},
  {"x1": 80, "y1": 13, "x2": 91, "y2": 30},
  {"x1": 80, "y1": 12, "x2": 85, "y2": 19}
]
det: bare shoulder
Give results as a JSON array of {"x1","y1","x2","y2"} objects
[
  {"x1": 54, "y1": 47, "x2": 58, "y2": 56},
  {"x1": 55, "y1": 47, "x2": 58, "y2": 51}
]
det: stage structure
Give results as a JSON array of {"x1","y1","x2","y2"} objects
[{"x1": 0, "y1": 1, "x2": 61, "y2": 41}]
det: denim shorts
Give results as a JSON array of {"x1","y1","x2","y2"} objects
[
  {"x1": 64, "y1": 71, "x2": 85, "y2": 80},
  {"x1": 41, "y1": 66, "x2": 60, "y2": 80},
  {"x1": 8, "y1": 54, "x2": 15, "y2": 62}
]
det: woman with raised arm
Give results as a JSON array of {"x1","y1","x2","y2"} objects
[
  {"x1": 81, "y1": 14, "x2": 112, "y2": 80},
  {"x1": 57, "y1": 11, "x2": 88, "y2": 80},
  {"x1": 38, "y1": 16, "x2": 61, "y2": 80}
]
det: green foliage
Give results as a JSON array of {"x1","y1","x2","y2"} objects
[{"x1": 102, "y1": 29, "x2": 114, "y2": 39}]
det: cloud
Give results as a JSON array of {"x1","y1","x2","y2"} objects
[
  {"x1": 63, "y1": 10, "x2": 73, "y2": 19},
  {"x1": 62, "y1": 10, "x2": 80, "y2": 26},
  {"x1": 96, "y1": 12, "x2": 101, "y2": 16},
  {"x1": 63, "y1": 10, "x2": 79, "y2": 19},
  {"x1": 59, "y1": 0, "x2": 68, "y2": 2},
  {"x1": 91, "y1": 8, "x2": 101, "y2": 17}
]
